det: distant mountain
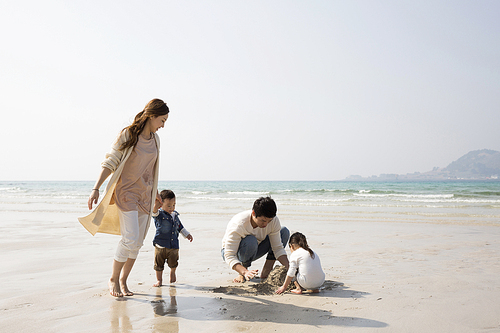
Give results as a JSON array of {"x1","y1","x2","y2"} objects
[
  {"x1": 346, "y1": 149, "x2": 500, "y2": 181},
  {"x1": 442, "y1": 149, "x2": 500, "y2": 176}
]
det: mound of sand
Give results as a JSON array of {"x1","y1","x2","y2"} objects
[
  {"x1": 258, "y1": 265, "x2": 294, "y2": 293},
  {"x1": 211, "y1": 265, "x2": 290, "y2": 295},
  {"x1": 212, "y1": 266, "x2": 342, "y2": 296}
]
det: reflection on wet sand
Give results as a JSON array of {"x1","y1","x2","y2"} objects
[
  {"x1": 110, "y1": 298, "x2": 132, "y2": 333},
  {"x1": 109, "y1": 287, "x2": 180, "y2": 333},
  {"x1": 152, "y1": 287, "x2": 178, "y2": 316},
  {"x1": 151, "y1": 287, "x2": 179, "y2": 333}
]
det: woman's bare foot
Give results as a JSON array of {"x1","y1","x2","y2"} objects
[
  {"x1": 109, "y1": 279, "x2": 123, "y2": 297},
  {"x1": 120, "y1": 280, "x2": 133, "y2": 296},
  {"x1": 291, "y1": 288, "x2": 303, "y2": 294},
  {"x1": 233, "y1": 274, "x2": 246, "y2": 283},
  {"x1": 153, "y1": 280, "x2": 162, "y2": 287}
]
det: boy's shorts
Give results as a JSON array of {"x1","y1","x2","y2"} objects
[{"x1": 154, "y1": 245, "x2": 179, "y2": 271}]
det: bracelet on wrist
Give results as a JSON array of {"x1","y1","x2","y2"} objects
[{"x1": 92, "y1": 188, "x2": 99, "y2": 191}]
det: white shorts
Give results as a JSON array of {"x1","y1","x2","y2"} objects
[{"x1": 114, "y1": 210, "x2": 149, "y2": 262}]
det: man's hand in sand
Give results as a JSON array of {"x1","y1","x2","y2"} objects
[{"x1": 234, "y1": 268, "x2": 258, "y2": 283}]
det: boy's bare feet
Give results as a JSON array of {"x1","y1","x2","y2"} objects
[
  {"x1": 170, "y1": 268, "x2": 177, "y2": 283},
  {"x1": 109, "y1": 279, "x2": 123, "y2": 297},
  {"x1": 120, "y1": 280, "x2": 133, "y2": 296},
  {"x1": 154, "y1": 270, "x2": 163, "y2": 287}
]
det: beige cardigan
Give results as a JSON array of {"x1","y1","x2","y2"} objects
[{"x1": 78, "y1": 131, "x2": 160, "y2": 236}]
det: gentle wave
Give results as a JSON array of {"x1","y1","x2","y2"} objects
[
  {"x1": 275, "y1": 189, "x2": 358, "y2": 193},
  {"x1": 353, "y1": 193, "x2": 454, "y2": 199},
  {"x1": 191, "y1": 191, "x2": 210, "y2": 195},
  {"x1": 183, "y1": 196, "x2": 255, "y2": 202},
  {"x1": 279, "y1": 198, "x2": 351, "y2": 203},
  {"x1": 455, "y1": 192, "x2": 500, "y2": 198},
  {"x1": 0, "y1": 186, "x2": 23, "y2": 192},
  {"x1": 394, "y1": 198, "x2": 500, "y2": 204},
  {"x1": 227, "y1": 191, "x2": 270, "y2": 195},
  {"x1": 1, "y1": 181, "x2": 499, "y2": 226}
]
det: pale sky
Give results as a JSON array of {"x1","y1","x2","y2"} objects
[{"x1": 1, "y1": 1, "x2": 499, "y2": 181}]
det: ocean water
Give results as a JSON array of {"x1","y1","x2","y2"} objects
[{"x1": 0, "y1": 181, "x2": 499, "y2": 226}]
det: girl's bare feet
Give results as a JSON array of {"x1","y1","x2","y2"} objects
[
  {"x1": 153, "y1": 280, "x2": 162, "y2": 287},
  {"x1": 109, "y1": 279, "x2": 123, "y2": 297}
]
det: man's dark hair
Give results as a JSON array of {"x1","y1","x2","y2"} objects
[
  {"x1": 252, "y1": 197, "x2": 277, "y2": 218},
  {"x1": 160, "y1": 189, "x2": 176, "y2": 200}
]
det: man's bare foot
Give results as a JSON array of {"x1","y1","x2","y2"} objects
[
  {"x1": 233, "y1": 274, "x2": 246, "y2": 283},
  {"x1": 109, "y1": 279, "x2": 123, "y2": 297},
  {"x1": 153, "y1": 280, "x2": 162, "y2": 287},
  {"x1": 170, "y1": 270, "x2": 176, "y2": 283},
  {"x1": 291, "y1": 288, "x2": 303, "y2": 294},
  {"x1": 120, "y1": 280, "x2": 133, "y2": 296}
]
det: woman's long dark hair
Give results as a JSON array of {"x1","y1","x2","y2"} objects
[
  {"x1": 119, "y1": 98, "x2": 169, "y2": 151},
  {"x1": 289, "y1": 232, "x2": 315, "y2": 258}
]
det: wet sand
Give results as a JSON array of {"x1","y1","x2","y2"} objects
[{"x1": 1, "y1": 210, "x2": 500, "y2": 332}]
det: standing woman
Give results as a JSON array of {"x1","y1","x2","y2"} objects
[{"x1": 79, "y1": 98, "x2": 169, "y2": 297}]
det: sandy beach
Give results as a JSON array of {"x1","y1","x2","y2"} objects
[{"x1": 1, "y1": 202, "x2": 499, "y2": 333}]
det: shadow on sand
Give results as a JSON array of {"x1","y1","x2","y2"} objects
[
  {"x1": 111, "y1": 282, "x2": 387, "y2": 329},
  {"x1": 208, "y1": 293, "x2": 388, "y2": 328}
]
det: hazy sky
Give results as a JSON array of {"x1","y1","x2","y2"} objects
[{"x1": 1, "y1": 1, "x2": 499, "y2": 181}]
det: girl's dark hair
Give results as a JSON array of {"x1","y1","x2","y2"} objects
[
  {"x1": 252, "y1": 197, "x2": 277, "y2": 218},
  {"x1": 160, "y1": 190, "x2": 175, "y2": 200},
  {"x1": 120, "y1": 98, "x2": 169, "y2": 151},
  {"x1": 289, "y1": 232, "x2": 315, "y2": 258}
]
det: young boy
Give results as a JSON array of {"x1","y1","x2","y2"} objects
[{"x1": 152, "y1": 190, "x2": 193, "y2": 286}]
